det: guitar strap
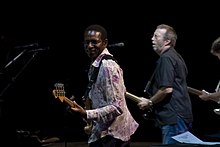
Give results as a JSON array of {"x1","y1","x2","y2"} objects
[
  {"x1": 82, "y1": 55, "x2": 116, "y2": 102},
  {"x1": 144, "y1": 68, "x2": 157, "y2": 96},
  {"x1": 142, "y1": 63, "x2": 160, "y2": 121}
]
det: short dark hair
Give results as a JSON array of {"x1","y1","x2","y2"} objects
[
  {"x1": 84, "y1": 24, "x2": 107, "y2": 41},
  {"x1": 211, "y1": 37, "x2": 220, "y2": 54}
]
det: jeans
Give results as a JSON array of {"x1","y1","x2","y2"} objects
[{"x1": 161, "y1": 116, "x2": 192, "y2": 144}]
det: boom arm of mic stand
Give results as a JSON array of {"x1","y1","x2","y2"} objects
[
  {"x1": 0, "y1": 52, "x2": 38, "y2": 97},
  {"x1": 4, "y1": 49, "x2": 27, "y2": 69}
]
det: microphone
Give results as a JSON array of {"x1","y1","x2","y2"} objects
[
  {"x1": 28, "y1": 47, "x2": 50, "y2": 52},
  {"x1": 108, "y1": 42, "x2": 124, "y2": 48},
  {"x1": 15, "y1": 43, "x2": 39, "y2": 49}
]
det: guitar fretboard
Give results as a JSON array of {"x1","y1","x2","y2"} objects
[
  {"x1": 187, "y1": 86, "x2": 203, "y2": 96},
  {"x1": 125, "y1": 92, "x2": 142, "y2": 103}
]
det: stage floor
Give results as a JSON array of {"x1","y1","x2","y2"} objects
[{"x1": 43, "y1": 141, "x2": 161, "y2": 147}]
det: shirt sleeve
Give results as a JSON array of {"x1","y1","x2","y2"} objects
[{"x1": 86, "y1": 59, "x2": 125, "y2": 122}]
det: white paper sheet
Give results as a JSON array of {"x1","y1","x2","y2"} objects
[{"x1": 172, "y1": 131, "x2": 220, "y2": 145}]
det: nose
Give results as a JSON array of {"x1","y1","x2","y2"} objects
[
  {"x1": 84, "y1": 42, "x2": 94, "y2": 49},
  {"x1": 151, "y1": 36, "x2": 155, "y2": 41},
  {"x1": 88, "y1": 41, "x2": 94, "y2": 46}
]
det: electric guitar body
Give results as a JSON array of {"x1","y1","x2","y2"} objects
[{"x1": 125, "y1": 92, "x2": 154, "y2": 120}]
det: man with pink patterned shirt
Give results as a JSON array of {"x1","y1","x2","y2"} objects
[{"x1": 70, "y1": 24, "x2": 139, "y2": 147}]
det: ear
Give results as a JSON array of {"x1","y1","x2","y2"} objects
[
  {"x1": 103, "y1": 39, "x2": 108, "y2": 47},
  {"x1": 164, "y1": 39, "x2": 171, "y2": 46}
]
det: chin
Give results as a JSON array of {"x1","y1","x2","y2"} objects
[{"x1": 90, "y1": 54, "x2": 97, "y2": 60}]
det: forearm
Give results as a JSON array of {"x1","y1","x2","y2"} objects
[
  {"x1": 150, "y1": 87, "x2": 172, "y2": 104},
  {"x1": 137, "y1": 87, "x2": 171, "y2": 110},
  {"x1": 86, "y1": 105, "x2": 122, "y2": 121}
]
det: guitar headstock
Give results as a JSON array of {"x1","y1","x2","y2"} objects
[{"x1": 52, "y1": 83, "x2": 66, "y2": 102}]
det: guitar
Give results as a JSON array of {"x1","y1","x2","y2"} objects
[
  {"x1": 125, "y1": 92, "x2": 154, "y2": 120},
  {"x1": 125, "y1": 92, "x2": 142, "y2": 103},
  {"x1": 187, "y1": 86, "x2": 220, "y2": 115},
  {"x1": 52, "y1": 83, "x2": 93, "y2": 135},
  {"x1": 52, "y1": 83, "x2": 75, "y2": 107},
  {"x1": 187, "y1": 86, "x2": 203, "y2": 96}
]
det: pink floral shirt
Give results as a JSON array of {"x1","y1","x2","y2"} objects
[{"x1": 86, "y1": 49, "x2": 139, "y2": 144}]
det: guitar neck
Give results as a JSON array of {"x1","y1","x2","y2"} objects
[
  {"x1": 187, "y1": 86, "x2": 203, "y2": 96},
  {"x1": 63, "y1": 97, "x2": 75, "y2": 107},
  {"x1": 125, "y1": 92, "x2": 142, "y2": 103}
]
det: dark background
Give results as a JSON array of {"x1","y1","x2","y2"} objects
[{"x1": 0, "y1": 1, "x2": 219, "y2": 144}]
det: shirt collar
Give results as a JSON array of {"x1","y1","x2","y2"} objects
[{"x1": 92, "y1": 48, "x2": 112, "y2": 67}]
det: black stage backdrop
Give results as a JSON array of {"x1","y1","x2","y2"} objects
[{"x1": 0, "y1": 2, "x2": 219, "y2": 144}]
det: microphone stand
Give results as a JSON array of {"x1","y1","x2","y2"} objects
[
  {"x1": 0, "y1": 51, "x2": 38, "y2": 97},
  {"x1": 0, "y1": 50, "x2": 38, "y2": 142},
  {"x1": 0, "y1": 49, "x2": 27, "y2": 102}
]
